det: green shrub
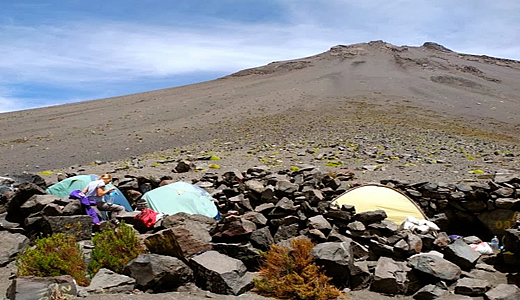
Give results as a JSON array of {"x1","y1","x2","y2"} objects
[
  {"x1": 88, "y1": 222, "x2": 145, "y2": 275},
  {"x1": 254, "y1": 238, "x2": 341, "y2": 300},
  {"x1": 16, "y1": 233, "x2": 89, "y2": 286}
]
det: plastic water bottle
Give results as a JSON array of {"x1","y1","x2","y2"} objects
[
  {"x1": 104, "y1": 191, "x2": 116, "y2": 205},
  {"x1": 491, "y1": 235, "x2": 499, "y2": 254}
]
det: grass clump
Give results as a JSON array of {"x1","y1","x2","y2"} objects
[
  {"x1": 38, "y1": 170, "x2": 54, "y2": 176},
  {"x1": 289, "y1": 166, "x2": 300, "y2": 172},
  {"x1": 254, "y1": 239, "x2": 341, "y2": 300},
  {"x1": 16, "y1": 233, "x2": 89, "y2": 286},
  {"x1": 88, "y1": 222, "x2": 145, "y2": 275},
  {"x1": 469, "y1": 169, "x2": 485, "y2": 174},
  {"x1": 325, "y1": 161, "x2": 343, "y2": 167}
]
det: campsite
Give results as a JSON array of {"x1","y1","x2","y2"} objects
[{"x1": 2, "y1": 159, "x2": 520, "y2": 300}]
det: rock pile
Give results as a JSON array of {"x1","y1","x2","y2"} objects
[{"x1": 1, "y1": 166, "x2": 520, "y2": 299}]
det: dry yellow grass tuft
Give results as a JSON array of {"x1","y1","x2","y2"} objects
[{"x1": 254, "y1": 238, "x2": 342, "y2": 300}]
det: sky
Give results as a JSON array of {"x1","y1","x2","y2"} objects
[{"x1": 0, "y1": 0, "x2": 519, "y2": 113}]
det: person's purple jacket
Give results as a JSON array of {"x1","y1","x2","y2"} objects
[{"x1": 69, "y1": 189, "x2": 100, "y2": 224}]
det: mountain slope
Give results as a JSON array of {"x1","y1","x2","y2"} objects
[{"x1": 0, "y1": 41, "x2": 519, "y2": 173}]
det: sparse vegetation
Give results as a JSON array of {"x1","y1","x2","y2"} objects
[
  {"x1": 88, "y1": 222, "x2": 145, "y2": 275},
  {"x1": 325, "y1": 161, "x2": 343, "y2": 167},
  {"x1": 16, "y1": 233, "x2": 89, "y2": 286},
  {"x1": 38, "y1": 170, "x2": 54, "y2": 176},
  {"x1": 289, "y1": 165, "x2": 300, "y2": 172},
  {"x1": 254, "y1": 238, "x2": 342, "y2": 300}
]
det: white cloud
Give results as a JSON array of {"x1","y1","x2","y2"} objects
[
  {"x1": 0, "y1": 22, "x2": 336, "y2": 86},
  {"x1": 0, "y1": 96, "x2": 17, "y2": 113}
]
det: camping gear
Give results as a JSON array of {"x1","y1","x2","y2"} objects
[
  {"x1": 400, "y1": 216, "x2": 440, "y2": 234},
  {"x1": 46, "y1": 175, "x2": 132, "y2": 212},
  {"x1": 470, "y1": 242, "x2": 494, "y2": 255},
  {"x1": 69, "y1": 189, "x2": 100, "y2": 224},
  {"x1": 134, "y1": 208, "x2": 159, "y2": 229},
  {"x1": 142, "y1": 181, "x2": 219, "y2": 219},
  {"x1": 331, "y1": 184, "x2": 427, "y2": 225}
]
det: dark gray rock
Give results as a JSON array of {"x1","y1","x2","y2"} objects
[
  {"x1": 304, "y1": 189, "x2": 325, "y2": 204},
  {"x1": 478, "y1": 209, "x2": 516, "y2": 236},
  {"x1": 213, "y1": 217, "x2": 256, "y2": 242},
  {"x1": 348, "y1": 221, "x2": 366, "y2": 232},
  {"x1": 162, "y1": 212, "x2": 217, "y2": 232},
  {"x1": 275, "y1": 180, "x2": 298, "y2": 196},
  {"x1": 62, "y1": 200, "x2": 83, "y2": 215},
  {"x1": 6, "y1": 275, "x2": 78, "y2": 300},
  {"x1": 454, "y1": 277, "x2": 490, "y2": 296},
  {"x1": 123, "y1": 254, "x2": 193, "y2": 292},
  {"x1": 6, "y1": 183, "x2": 46, "y2": 223},
  {"x1": 244, "y1": 180, "x2": 264, "y2": 194},
  {"x1": 307, "y1": 215, "x2": 332, "y2": 232},
  {"x1": 189, "y1": 250, "x2": 253, "y2": 295},
  {"x1": 274, "y1": 223, "x2": 300, "y2": 243},
  {"x1": 504, "y1": 229, "x2": 520, "y2": 254},
  {"x1": 42, "y1": 203, "x2": 63, "y2": 216},
  {"x1": 429, "y1": 213, "x2": 449, "y2": 232},
  {"x1": 311, "y1": 241, "x2": 354, "y2": 288},
  {"x1": 350, "y1": 260, "x2": 372, "y2": 290},
  {"x1": 270, "y1": 216, "x2": 300, "y2": 227},
  {"x1": 407, "y1": 232, "x2": 424, "y2": 255},
  {"x1": 145, "y1": 226, "x2": 211, "y2": 259},
  {"x1": 444, "y1": 239, "x2": 480, "y2": 270},
  {"x1": 25, "y1": 215, "x2": 92, "y2": 241},
  {"x1": 174, "y1": 161, "x2": 191, "y2": 173},
  {"x1": 434, "y1": 232, "x2": 451, "y2": 248},
  {"x1": 86, "y1": 268, "x2": 135, "y2": 294},
  {"x1": 368, "y1": 220, "x2": 399, "y2": 235},
  {"x1": 0, "y1": 212, "x2": 22, "y2": 232},
  {"x1": 222, "y1": 170, "x2": 244, "y2": 184},
  {"x1": 494, "y1": 187, "x2": 515, "y2": 198},
  {"x1": 354, "y1": 210, "x2": 387, "y2": 223},
  {"x1": 243, "y1": 211, "x2": 268, "y2": 226},
  {"x1": 413, "y1": 283, "x2": 449, "y2": 300},
  {"x1": 211, "y1": 242, "x2": 261, "y2": 271},
  {"x1": 19, "y1": 195, "x2": 60, "y2": 216},
  {"x1": 249, "y1": 227, "x2": 274, "y2": 251},
  {"x1": 408, "y1": 254, "x2": 461, "y2": 281},
  {"x1": 456, "y1": 183, "x2": 473, "y2": 193},
  {"x1": 0, "y1": 231, "x2": 29, "y2": 266},
  {"x1": 274, "y1": 198, "x2": 298, "y2": 211},
  {"x1": 254, "y1": 203, "x2": 274, "y2": 214},
  {"x1": 485, "y1": 283, "x2": 520, "y2": 300},
  {"x1": 371, "y1": 256, "x2": 419, "y2": 295},
  {"x1": 260, "y1": 186, "x2": 277, "y2": 203}
]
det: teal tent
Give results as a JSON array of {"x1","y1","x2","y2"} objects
[
  {"x1": 142, "y1": 181, "x2": 219, "y2": 219},
  {"x1": 46, "y1": 175, "x2": 132, "y2": 212}
]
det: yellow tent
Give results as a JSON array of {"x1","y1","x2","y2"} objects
[{"x1": 331, "y1": 184, "x2": 426, "y2": 225}]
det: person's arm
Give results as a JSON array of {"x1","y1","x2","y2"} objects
[{"x1": 96, "y1": 186, "x2": 115, "y2": 197}]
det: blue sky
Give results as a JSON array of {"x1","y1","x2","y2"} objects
[{"x1": 1, "y1": 0, "x2": 519, "y2": 113}]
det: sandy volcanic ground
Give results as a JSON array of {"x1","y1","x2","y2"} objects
[{"x1": 0, "y1": 41, "x2": 519, "y2": 183}]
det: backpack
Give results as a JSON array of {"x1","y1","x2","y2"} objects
[{"x1": 134, "y1": 208, "x2": 158, "y2": 229}]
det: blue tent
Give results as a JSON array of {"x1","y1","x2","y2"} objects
[
  {"x1": 142, "y1": 181, "x2": 219, "y2": 219},
  {"x1": 46, "y1": 174, "x2": 132, "y2": 212}
]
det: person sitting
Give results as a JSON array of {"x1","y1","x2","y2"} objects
[{"x1": 82, "y1": 174, "x2": 125, "y2": 222}]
